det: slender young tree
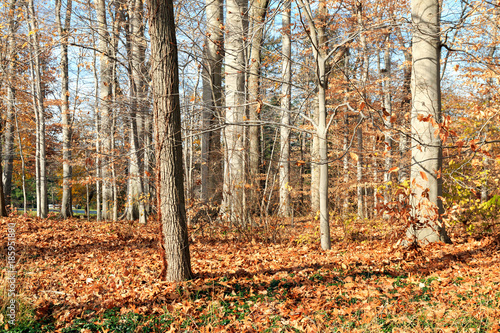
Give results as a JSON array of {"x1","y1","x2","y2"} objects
[
  {"x1": 279, "y1": 0, "x2": 291, "y2": 217},
  {"x1": 409, "y1": 0, "x2": 450, "y2": 243},
  {"x1": 56, "y1": 0, "x2": 73, "y2": 219},
  {"x1": 296, "y1": 0, "x2": 331, "y2": 249},
  {"x1": 148, "y1": 0, "x2": 193, "y2": 281}
]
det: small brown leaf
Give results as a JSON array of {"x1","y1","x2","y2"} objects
[{"x1": 420, "y1": 171, "x2": 428, "y2": 181}]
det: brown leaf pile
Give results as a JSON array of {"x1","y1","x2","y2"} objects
[{"x1": 2, "y1": 216, "x2": 500, "y2": 332}]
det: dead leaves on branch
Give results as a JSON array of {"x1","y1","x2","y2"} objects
[{"x1": 2, "y1": 216, "x2": 500, "y2": 331}]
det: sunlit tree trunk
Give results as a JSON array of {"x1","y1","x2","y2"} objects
[
  {"x1": 56, "y1": 0, "x2": 73, "y2": 219},
  {"x1": 409, "y1": 0, "x2": 450, "y2": 243},
  {"x1": 297, "y1": 0, "x2": 331, "y2": 249},
  {"x1": 279, "y1": 0, "x2": 291, "y2": 217},
  {"x1": 356, "y1": 2, "x2": 367, "y2": 220},
  {"x1": 96, "y1": 0, "x2": 113, "y2": 220},
  {"x1": 27, "y1": 0, "x2": 47, "y2": 218},
  {"x1": 148, "y1": 0, "x2": 193, "y2": 281},
  {"x1": 222, "y1": 0, "x2": 248, "y2": 225}
]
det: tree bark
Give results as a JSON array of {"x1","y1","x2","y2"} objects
[
  {"x1": 222, "y1": 0, "x2": 248, "y2": 225},
  {"x1": 201, "y1": 0, "x2": 223, "y2": 205},
  {"x1": 279, "y1": 0, "x2": 291, "y2": 217},
  {"x1": 126, "y1": 0, "x2": 147, "y2": 223},
  {"x1": 247, "y1": 0, "x2": 270, "y2": 204},
  {"x1": 27, "y1": 0, "x2": 48, "y2": 218},
  {"x1": 96, "y1": 0, "x2": 113, "y2": 220},
  {"x1": 148, "y1": 0, "x2": 193, "y2": 281},
  {"x1": 409, "y1": 0, "x2": 450, "y2": 243},
  {"x1": 56, "y1": 0, "x2": 73, "y2": 219},
  {"x1": 2, "y1": 0, "x2": 18, "y2": 208},
  {"x1": 297, "y1": 0, "x2": 331, "y2": 249}
]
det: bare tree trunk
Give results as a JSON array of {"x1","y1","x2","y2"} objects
[
  {"x1": 279, "y1": 0, "x2": 291, "y2": 217},
  {"x1": 409, "y1": 0, "x2": 450, "y2": 243},
  {"x1": 201, "y1": 0, "x2": 223, "y2": 204},
  {"x1": 14, "y1": 111, "x2": 26, "y2": 213},
  {"x1": 93, "y1": 48, "x2": 102, "y2": 221},
  {"x1": 56, "y1": 0, "x2": 73, "y2": 219},
  {"x1": 125, "y1": 0, "x2": 147, "y2": 223},
  {"x1": 247, "y1": 0, "x2": 270, "y2": 205},
  {"x1": 382, "y1": 34, "x2": 393, "y2": 206},
  {"x1": 148, "y1": 0, "x2": 193, "y2": 281},
  {"x1": 27, "y1": 0, "x2": 47, "y2": 218},
  {"x1": 222, "y1": 0, "x2": 248, "y2": 225},
  {"x1": 2, "y1": 0, "x2": 18, "y2": 208},
  {"x1": 356, "y1": 126, "x2": 364, "y2": 219},
  {"x1": 297, "y1": 0, "x2": 331, "y2": 249},
  {"x1": 356, "y1": 2, "x2": 367, "y2": 220},
  {"x1": 96, "y1": 0, "x2": 113, "y2": 220},
  {"x1": 310, "y1": 95, "x2": 320, "y2": 214},
  {"x1": 397, "y1": 27, "x2": 411, "y2": 184}
]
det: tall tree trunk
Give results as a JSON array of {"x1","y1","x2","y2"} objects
[
  {"x1": 93, "y1": 43, "x2": 102, "y2": 221},
  {"x1": 279, "y1": 0, "x2": 291, "y2": 217},
  {"x1": 382, "y1": 34, "x2": 393, "y2": 206},
  {"x1": 201, "y1": 0, "x2": 223, "y2": 204},
  {"x1": 247, "y1": 0, "x2": 270, "y2": 207},
  {"x1": 356, "y1": 1, "x2": 367, "y2": 220},
  {"x1": 148, "y1": 0, "x2": 193, "y2": 281},
  {"x1": 96, "y1": 0, "x2": 113, "y2": 220},
  {"x1": 27, "y1": 0, "x2": 47, "y2": 218},
  {"x1": 56, "y1": 0, "x2": 73, "y2": 219},
  {"x1": 222, "y1": 0, "x2": 248, "y2": 225},
  {"x1": 2, "y1": 0, "x2": 18, "y2": 208},
  {"x1": 310, "y1": 95, "x2": 320, "y2": 214},
  {"x1": 125, "y1": 0, "x2": 147, "y2": 223},
  {"x1": 297, "y1": 0, "x2": 331, "y2": 249},
  {"x1": 409, "y1": 0, "x2": 450, "y2": 243}
]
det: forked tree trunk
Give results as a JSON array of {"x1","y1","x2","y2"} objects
[
  {"x1": 409, "y1": 0, "x2": 450, "y2": 243},
  {"x1": 279, "y1": 0, "x2": 291, "y2": 217},
  {"x1": 56, "y1": 0, "x2": 73, "y2": 219},
  {"x1": 148, "y1": 0, "x2": 193, "y2": 281},
  {"x1": 297, "y1": 0, "x2": 331, "y2": 249}
]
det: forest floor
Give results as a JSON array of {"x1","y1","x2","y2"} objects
[{"x1": 1, "y1": 214, "x2": 500, "y2": 332}]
